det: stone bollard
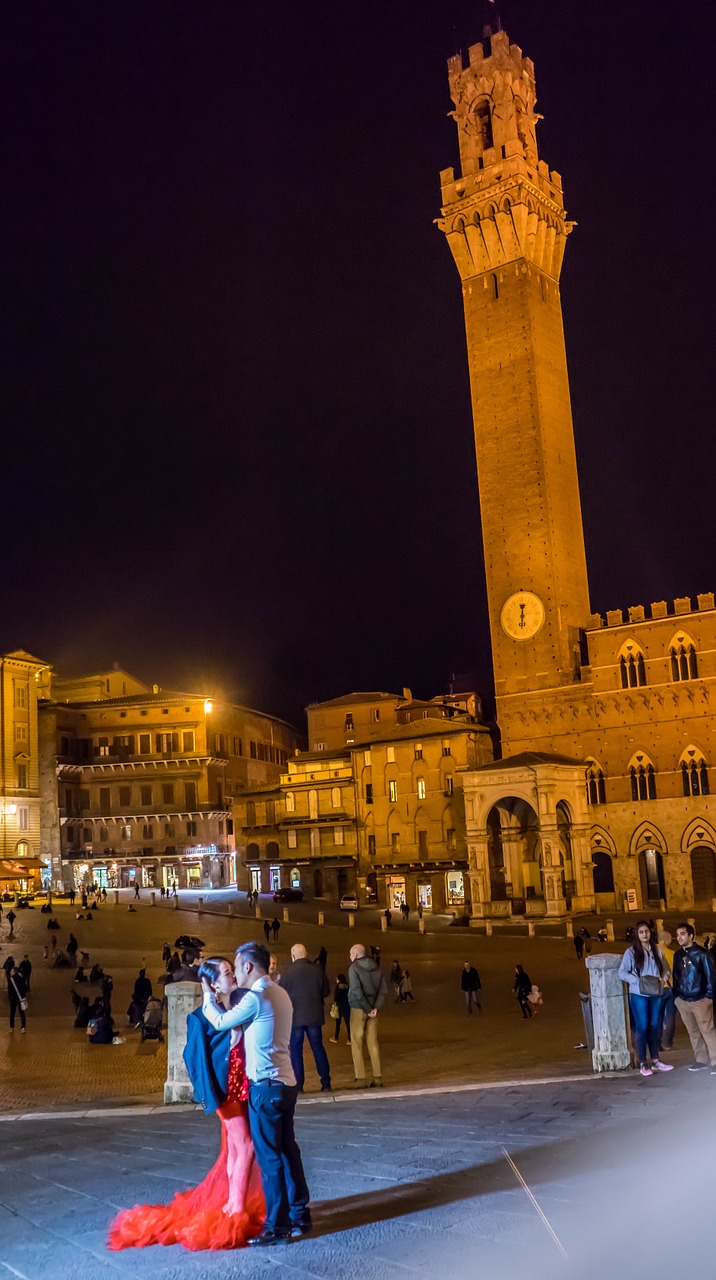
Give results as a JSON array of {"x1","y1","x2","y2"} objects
[
  {"x1": 527, "y1": 921, "x2": 536, "y2": 938},
  {"x1": 197, "y1": 897, "x2": 204, "y2": 914},
  {"x1": 566, "y1": 919, "x2": 574, "y2": 938},
  {"x1": 381, "y1": 915, "x2": 388, "y2": 932},
  {"x1": 585, "y1": 954, "x2": 630, "y2": 1072},
  {"x1": 173, "y1": 895, "x2": 179, "y2": 909},
  {"x1": 317, "y1": 911, "x2": 325, "y2": 926},
  {"x1": 655, "y1": 917, "x2": 664, "y2": 934},
  {"x1": 687, "y1": 917, "x2": 696, "y2": 930},
  {"x1": 418, "y1": 919, "x2": 425, "y2": 935},
  {"x1": 150, "y1": 892, "x2": 156, "y2": 907},
  {"x1": 282, "y1": 907, "x2": 289, "y2": 924},
  {"x1": 164, "y1": 981, "x2": 202, "y2": 1104},
  {"x1": 712, "y1": 897, "x2": 716, "y2": 914},
  {"x1": 348, "y1": 913, "x2": 355, "y2": 928},
  {"x1": 485, "y1": 920, "x2": 493, "y2": 937},
  {"x1": 255, "y1": 906, "x2": 262, "y2": 920},
  {"x1": 606, "y1": 918, "x2": 615, "y2": 942},
  {"x1": 114, "y1": 890, "x2": 119, "y2": 906}
]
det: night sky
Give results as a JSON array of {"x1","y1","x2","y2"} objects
[{"x1": 5, "y1": 1, "x2": 716, "y2": 726}]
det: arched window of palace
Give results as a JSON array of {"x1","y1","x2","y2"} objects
[
  {"x1": 585, "y1": 760, "x2": 607, "y2": 805},
  {"x1": 669, "y1": 633, "x2": 698, "y2": 682},
  {"x1": 628, "y1": 753, "x2": 657, "y2": 801},
  {"x1": 680, "y1": 746, "x2": 710, "y2": 797},
  {"x1": 474, "y1": 100, "x2": 494, "y2": 151},
  {"x1": 618, "y1": 640, "x2": 647, "y2": 689}
]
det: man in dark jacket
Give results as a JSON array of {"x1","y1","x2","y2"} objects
[
  {"x1": 280, "y1": 943, "x2": 331, "y2": 1091},
  {"x1": 461, "y1": 961, "x2": 481, "y2": 1013},
  {"x1": 673, "y1": 923, "x2": 716, "y2": 1071},
  {"x1": 348, "y1": 944, "x2": 389, "y2": 1087},
  {"x1": 171, "y1": 948, "x2": 202, "y2": 983}
]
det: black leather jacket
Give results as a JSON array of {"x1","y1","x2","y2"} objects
[{"x1": 672, "y1": 944, "x2": 715, "y2": 1002}]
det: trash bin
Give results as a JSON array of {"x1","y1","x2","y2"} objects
[{"x1": 579, "y1": 992, "x2": 594, "y2": 1054}]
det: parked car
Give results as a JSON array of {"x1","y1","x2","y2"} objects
[
  {"x1": 273, "y1": 888, "x2": 304, "y2": 903},
  {"x1": 339, "y1": 894, "x2": 359, "y2": 911}
]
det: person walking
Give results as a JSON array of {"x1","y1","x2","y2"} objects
[
  {"x1": 271, "y1": 918, "x2": 280, "y2": 942},
  {"x1": 66, "y1": 932, "x2": 78, "y2": 962},
  {"x1": 348, "y1": 943, "x2": 388, "y2": 1087},
  {"x1": 400, "y1": 902, "x2": 410, "y2": 924},
  {"x1": 672, "y1": 922, "x2": 716, "y2": 1072},
  {"x1": 384, "y1": 908, "x2": 392, "y2": 929},
  {"x1": 6, "y1": 909, "x2": 16, "y2": 934},
  {"x1": 461, "y1": 962, "x2": 482, "y2": 1013},
  {"x1": 263, "y1": 919, "x2": 271, "y2": 944},
  {"x1": 202, "y1": 941, "x2": 312, "y2": 1246},
  {"x1": 398, "y1": 969, "x2": 415, "y2": 1002},
  {"x1": 329, "y1": 973, "x2": 351, "y2": 1044},
  {"x1": 279, "y1": 943, "x2": 331, "y2": 1092},
  {"x1": 3, "y1": 955, "x2": 15, "y2": 986},
  {"x1": 513, "y1": 965, "x2": 533, "y2": 1019},
  {"x1": 9, "y1": 967, "x2": 28, "y2": 1033},
  {"x1": 618, "y1": 919, "x2": 674, "y2": 1077},
  {"x1": 134, "y1": 883, "x2": 140, "y2": 900},
  {"x1": 18, "y1": 955, "x2": 32, "y2": 993},
  {"x1": 573, "y1": 933, "x2": 584, "y2": 961},
  {"x1": 390, "y1": 960, "x2": 403, "y2": 1002}
]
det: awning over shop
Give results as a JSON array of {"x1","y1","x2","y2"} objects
[{"x1": 0, "y1": 858, "x2": 48, "y2": 876}]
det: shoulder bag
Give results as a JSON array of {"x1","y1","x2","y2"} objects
[
  {"x1": 11, "y1": 978, "x2": 28, "y2": 1012},
  {"x1": 637, "y1": 974, "x2": 662, "y2": 997}
]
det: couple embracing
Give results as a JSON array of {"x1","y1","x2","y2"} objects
[{"x1": 108, "y1": 942, "x2": 311, "y2": 1251}]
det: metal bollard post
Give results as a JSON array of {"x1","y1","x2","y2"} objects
[
  {"x1": 150, "y1": 892, "x2": 156, "y2": 907},
  {"x1": 318, "y1": 911, "x2": 325, "y2": 926}
]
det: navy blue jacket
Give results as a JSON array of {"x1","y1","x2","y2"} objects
[{"x1": 183, "y1": 1006, "x2": 231, "y2": 1113}]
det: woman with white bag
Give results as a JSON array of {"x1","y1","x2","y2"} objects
[{"x1": 9, "y1": 965, "x2": 28, "y2": 1034}]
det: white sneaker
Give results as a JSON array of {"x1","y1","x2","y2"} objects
[{"x1": 652, "y1": 1060, "x2": 673, "y2": 1072}]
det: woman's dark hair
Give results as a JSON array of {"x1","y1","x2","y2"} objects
[
  {"x1": 515, "y1": 964, "x2": 524, "y2": 974},
  {"x1": 631, "y1": 919, "x2": 664, "y2": 977},
  {"x1": 197, "y1": 956, "x2": 232, "y2": 986},
  {"x1": 337, "y1": 973, "x2": 346, "y2": 983}
]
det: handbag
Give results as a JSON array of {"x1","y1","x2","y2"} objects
[
  {"x1": 329, "y1": 1002, "x2": 339, "y2": 1020},
  {"x1": 638, "y1": 974, "x2": 662, "y2": 997}
]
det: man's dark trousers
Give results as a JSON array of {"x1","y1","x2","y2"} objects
[
  {"x1": 290, "y1": 1024, "x2": 331, "y2": 1089},
  {"x1": 247, "y1": 1081, "x2": 310, "y2": 1233}
]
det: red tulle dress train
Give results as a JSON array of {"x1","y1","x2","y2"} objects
[{"x1": 107, "y1": 1043, "x2": 265, "y2": 1250}]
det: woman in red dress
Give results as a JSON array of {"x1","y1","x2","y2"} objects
[{"x1": 107, "y1": 956, "x2": 264, "y2": 1251}]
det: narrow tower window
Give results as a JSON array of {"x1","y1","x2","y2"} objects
[
  {"x1": 474, "y1": 101, "x2": 493, "y2": 151},
  {"x1": 670, "y1": 642, "x2": 698, "y2": 681}
]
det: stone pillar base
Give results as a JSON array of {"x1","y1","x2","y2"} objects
[
  {"x1": 164, "y1": 981, "x2": 202, "y2": 1106},
  {"x1": 592, "y1": 1048, "x2": 630, "y2": 1072}
]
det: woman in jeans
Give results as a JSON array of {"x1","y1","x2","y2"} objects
[
  {"x1": 329, "y1": 973, "x2": 351, "y2": 1044},
  {"x1": 618, "y1": 920, "x2": 674, "y2": 1076}
]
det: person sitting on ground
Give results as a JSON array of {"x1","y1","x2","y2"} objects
[
  {"x1": 73, "y1": 996, "x2": 92, "y2": 1028},
  {"x1": 171, "y1": 948, "x2": 201, "y2": 983},
  {"x1": 47, "y1": 917, "x2": 60, "y2": 930},
  {"x1": 52, "y1": 949, "x2": 70, "y2": 968},
  {"x1": 127, "y1": 904, "x2": 137, "y2": 913},
  {"x1": 88, "y1": 999, "x2": 116, "y2": 1045},
  {"x1": 89, "y1": 963, "x2": 104, "y2": 983},
  {"x1": 74, "y1": 966, "x2": 88, "y2": 983},
  {"x1": 70, "y1": 988, "x2": 81, "y2": 1013}
]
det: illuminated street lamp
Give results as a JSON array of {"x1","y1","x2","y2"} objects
[{"x1": 204, "y1": 699, "x2": 213, "y2": 715}]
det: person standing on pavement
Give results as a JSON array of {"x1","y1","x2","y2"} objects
[
  {"x1": 66, "y1": 932, "x2": 78, "y2": 962},
  {"x1": 384, "y1": 908, "x2": 392, "y2": 929},
  {"x1": 672, "y1": 922, "x2": 716, "y2": 1073},
  {"x1": 329, "y1": 973, "x2": 351, "y2": 1044},
  {"x1": 271, "y1": 918, "x2": 280, "y2": 942},
  {"x1": 461, "y1": 962, "x2": 482, "y2": 1013},
  {"x1": 573, "y1": 933, "x2": 584, "y2": 961},
  {"x1": 6, "y1": 908, "x2": 16, "y2": 934},
  {"x1": 657, "y1": 930, "x2": 676, "y2": 1052},
  {"x1": 348, "y1": 943, "x2": 388, "y2": 1087},
  {"x1": 263, "y1": 920, "x2": 271, "y2": 944},
  {"x1": 69, "y1": 887, "x2": 76, "y2": 906},
  {"x1": 279, "y1": 943, "x2": 331, "y2": 1092},
  {"x1": 513, "y1": 965, "x2": 533, "y2": 1019},
  {"x1": 8, "y1": 967, "x2": 27, "y2": 1033},
  {"x1": 618, "y1": 920, "x2": 674, "y2": 1077},
  {"x1": 390, "y1": 960, "x2": 403, "y2": 1002},
  {"x1": 18, "y1": 955, "x2": 32, "y2": 993},
  {"x1": 398, "y1": 969, "x2": 414, "y2": 1002}
]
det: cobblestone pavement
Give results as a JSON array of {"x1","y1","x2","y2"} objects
[
  {"x1": 0, "y1": 1070, "x2": 714, "y2": 1279},
  {"x1": 0, "y1": 892, "x2": 711, "y2": 1111}
]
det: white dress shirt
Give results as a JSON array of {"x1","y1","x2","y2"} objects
[{"x1": 202, "y1": 974, "x2": 296, "y2": 1086}]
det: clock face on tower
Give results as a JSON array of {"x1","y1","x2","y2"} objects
[{"x1": 500, "y1": 591, "x2": 545, "y2": 641}]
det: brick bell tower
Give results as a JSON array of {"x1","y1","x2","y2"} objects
[{"x1": 438, "y1": 2, "x2": 591, "y2": 706}]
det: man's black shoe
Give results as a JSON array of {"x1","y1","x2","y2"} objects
[
  {"x1": 289, "y1": 1220, "x2": 313, "y2": 1239},
  {"x1": 320, "y1": 1083, "x2": 332, "y2": 1092},
  {"x1": 247, "y1": 1229, "x2": 291, "y2": 1246}
]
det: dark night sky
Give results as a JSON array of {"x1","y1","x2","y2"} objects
[{"x1": 4, "y1": 1, "x2": 716, "y2": 726}]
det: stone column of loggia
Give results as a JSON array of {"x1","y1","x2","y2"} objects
[
  {"x1": 585, "y1": 953, "x2": 630, "y2": 1072},
  {"x1": 164, "y1": 981, "x2": 202, "y2": 1104}
]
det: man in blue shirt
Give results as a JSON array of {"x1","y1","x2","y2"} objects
[{"x1": 202, "y1": 941, "x2": 311, "y2": 1246}]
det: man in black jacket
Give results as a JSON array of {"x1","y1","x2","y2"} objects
[
  {"x1": 280, "y1": 943, "x2": 331, "y2": 1092},
  {"x1": 461, "y1": 962, "x2": 481, "y2": 1013},
  {"x1": 673, "y1": 923, "x2": 716, "y2": 1072}
]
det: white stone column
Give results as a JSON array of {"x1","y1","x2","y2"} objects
[
  {"x1": 164, "y1": 981, "x2": 202, "y2": 1104},
  {"x1": 585, "y1": 954, "x2": 630, "y2": 1073}
]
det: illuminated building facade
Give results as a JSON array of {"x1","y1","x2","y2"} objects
[
  {"x1": 439, "y1": 4, "x2": 716, "y2": 916},
  {"x1": 39, "y1": 669, "x2": 298, "y2": 890},
  {"x1": 0, "y1": 650, "x2": 50, "y2": 895},
  {"x1": 235, "y1": 689, "x2": 493, "y2": 907}
]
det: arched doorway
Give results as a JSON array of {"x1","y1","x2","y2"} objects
[
  {"x1": 366, "y1": 871, "x2": 377, "y2": 902},
  {"x1": 639, "y1": 847, "x2": 666, "y2": 905},
  {"x1": 592, "y1": 850, "x2": 615, "y2": 894},
  {"x1": 486, "y1": 807, "x2": 506, "y2": 899},
  {"x1": 690, "y1": 845, "x2": 716, "y2": 904},
  {"x1": 485, "y1": 798, "x2": 540, "y2": 903}
]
